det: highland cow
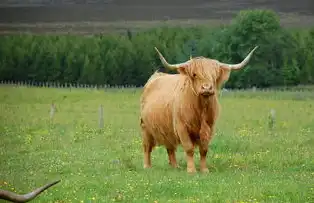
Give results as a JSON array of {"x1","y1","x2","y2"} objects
[{"x1": 140, "y1": 46, "x2": 258, "y2": 173}]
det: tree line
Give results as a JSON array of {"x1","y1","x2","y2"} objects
[{"x1": 0, "y1": 9, "x2": 313, "y2": 88}]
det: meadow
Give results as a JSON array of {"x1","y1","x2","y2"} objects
[{"x1": 0, "y1": 86, "x2": 313, "y2": 203}]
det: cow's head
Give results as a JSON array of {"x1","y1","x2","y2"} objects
[{"x1": 154, "y1": 46, "x2": 258, "y2": 97}]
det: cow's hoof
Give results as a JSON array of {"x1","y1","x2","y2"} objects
[
  {"x1": 169, "y1": 163, "x2": 179, "y2": 168},
  {"x1": 200, "y1": 168, "x2": 209, "y2": 173},
  {"x1": 187, "y1": 168, "x2": 197, "y2": 174},
  {"x1": 144, "y1": 165, "x2": 152, "y2": 169}
]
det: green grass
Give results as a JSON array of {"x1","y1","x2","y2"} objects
[{"x1": 0, "y1": 86, "x2": 313, "y2": 203}]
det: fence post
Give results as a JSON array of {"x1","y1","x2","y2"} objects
[
  {"x1": 268, "y1": 109, "x2": 276, "y2": 130},
  {"x1": 99, "y1": 104, "x2": 104, "y2": 128},
  {"x1": 50, "y1": 103, "x2": 56, "y2": 120}
]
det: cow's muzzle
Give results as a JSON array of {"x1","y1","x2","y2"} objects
[
  {"x1": 200, "y1": 85, "x2": 215, "y2": 97},
  {"x1": 200, "y1": 91, "x2": 215, "y2": 97}
]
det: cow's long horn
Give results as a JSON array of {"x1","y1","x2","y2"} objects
[
  {"x1": 219, "y1": 46, "x2": 259, "y2": 70},
  {"x1": 0, "y1": 180, "x2": 60, "y2": 203},
  {"x1": 154, "y1": 47, "x2": 191, "y2": 70}
]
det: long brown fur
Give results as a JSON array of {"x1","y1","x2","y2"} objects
[{"x1": 140, "y1": 48, "x2": 257, "y2": 173}]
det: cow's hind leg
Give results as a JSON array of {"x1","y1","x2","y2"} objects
[
  {"x1": 141, "y1": 119, "x2": 154, "y2": 169},
  {"x1": 143, "y1": 141, "x2": 154, "y2": 169},
  {"x1": 166, "y1": 148, "x2": 178, "y2": 168}
]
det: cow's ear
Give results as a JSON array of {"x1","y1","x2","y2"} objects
[
  {"x1": 216, "y1": 67, "x2": 231, "y2": 88},
  {"x1": 177, "y1": 65, "x2": 188, "y2": 75}
]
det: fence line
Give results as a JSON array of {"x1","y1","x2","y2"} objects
[
  {"x1": 0, "y1": 80, "x2": 313, "y2": 93},
  {"x1": 0, "y1": 80, "x2": 140, "y2": 89}
]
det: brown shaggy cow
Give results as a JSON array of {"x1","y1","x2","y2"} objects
[{"x1": 140, "y1": 46, "x2": 258, "y2": 173}]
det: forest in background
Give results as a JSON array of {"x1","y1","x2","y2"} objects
[{"x1": 0, "y1": 9, "x2": 313, "y2": 88}]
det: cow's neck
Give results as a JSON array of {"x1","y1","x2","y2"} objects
[
  {"x1": 178, "y1": 83, "x2": 218, "y2": 134},
  {"x1": 181, "y1": 78, "x2": 218, "y2": 116},
  {"x1": 184, "y1": 84, "x2": 217, "y2": 114},
  {"x1": 199, "y1": 95, "x2": 217, "y2": 112}
]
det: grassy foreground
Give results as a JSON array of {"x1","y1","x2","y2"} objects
[{"x1": 0, "y1": 86, "x2": 313, "y2": 203}]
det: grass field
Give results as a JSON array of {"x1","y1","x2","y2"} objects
[{"x1": 0, "y1": 86, "x2": 313, "y2": 202}]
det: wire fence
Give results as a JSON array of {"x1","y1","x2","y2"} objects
[
  {"x1": 0, "y1": 80, "x2": 313, "y2": 93},
  {"x1": 0, "y1": 80, "x2": 139, "y2": 90},
  {"x1": 1, "y1": 80, "x2": 313, "y2": 131}
]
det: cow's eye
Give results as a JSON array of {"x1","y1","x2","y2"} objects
[{"x1": 192, "y1": 73, "x2": 197, "y2": 78}]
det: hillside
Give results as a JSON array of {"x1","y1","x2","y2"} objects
[{"x1": 0, "y1": 0, "x2": 313, "y2": 34}]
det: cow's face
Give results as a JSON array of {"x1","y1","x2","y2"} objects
[
  {"x1": 179, "y1": 58, "x2": 221, "y2": 97},
  {"x1": 154, "y1": 46, "x2": 258, "y2": 97}
]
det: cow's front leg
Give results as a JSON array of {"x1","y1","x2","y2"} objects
[
  {"x1": 184, "y1": 144, "x2": 196, "y2": 173},
  {"x1": 199, "y1": 139, "x2": 209, "y2": 173},
  {"x1": 199, "y1": 120, "x2": 214, "y2": 173},
  {"x1": 175, "y1": 124, "x2": 196, "y2": 173}
]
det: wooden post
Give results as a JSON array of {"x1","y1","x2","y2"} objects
[
  {"x1": 99, "y1": 104, "x2": 104, "y2": 128},
  {"x1": 50, "y1": 103, "x2": 56, "y2": 120},
  {"x1": 268, "y1": 109, "x2": 276, "y2": 130}
]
